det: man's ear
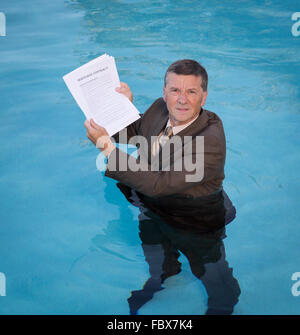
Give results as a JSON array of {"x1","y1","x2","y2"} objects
[
  {"x1": 163, "y1": 86, "x2": 166, "y2": 102},
  {"x1": 201, "y1": 91, "x2": 208, "y2": 106}
]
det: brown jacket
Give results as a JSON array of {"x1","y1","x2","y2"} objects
[{"x1": 105, "y1": 97, "x2": 226, "y2": 199}]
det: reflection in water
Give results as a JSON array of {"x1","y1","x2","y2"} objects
[{"x1": 116, "y1": 183, "x2": 241, "y2": 315}]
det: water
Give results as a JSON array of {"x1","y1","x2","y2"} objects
[{"x1": 0, "y1": 0, "x2": 300, "y2": 315}]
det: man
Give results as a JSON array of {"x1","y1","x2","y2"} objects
[
  {"x1": 85, "y1": 60, "x2": 239, "y2": 314},
  {"x1": 85, "y1": 59, "x2": 235, "y2": 232}
]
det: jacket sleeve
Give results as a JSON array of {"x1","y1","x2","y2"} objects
[
  {"x1": 111, "y1": 98, "x2": 165, "y2": 144},
  {"x1": 111, "y1": 116, "x2": 142, "y2": 144},
  {"x1": 104, "y1": 133, "x2": 225, "y2": 198}
]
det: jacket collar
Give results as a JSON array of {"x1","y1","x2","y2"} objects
[
  {"x1": 154, "y1": 101, "x2": 209, "y2": 139},
  {"x1": 175, "y1": 108, "x2": 209, "y2": 138}
]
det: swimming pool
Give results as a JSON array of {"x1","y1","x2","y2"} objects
[{"x1": 0, "y1": 0, "x2": 300, "y2": 315}]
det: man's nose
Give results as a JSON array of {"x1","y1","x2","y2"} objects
[{"x1": 177, "y1": 92, "x2": 188, "y2": 104}]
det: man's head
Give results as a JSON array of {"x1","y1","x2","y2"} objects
[{"x1": 163, "y1": 59, "x2": 208, "y2": 126}]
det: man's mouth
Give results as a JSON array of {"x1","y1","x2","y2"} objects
[{"x1": 176, "y1": 107, "x2": 189, "y2": 112}]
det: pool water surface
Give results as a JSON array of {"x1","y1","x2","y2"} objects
[{"x1": 0, "y1": 0, "x2": 300, "y2": 315}]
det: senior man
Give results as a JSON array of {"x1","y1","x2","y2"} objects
[
  {"x1": 85, "y1": 59, "x2": 240, "y2": 314},
  {"x1": 84, "y1": 59, "x2": 235, "y2": 232}
]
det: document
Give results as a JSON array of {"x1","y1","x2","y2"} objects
[{"x1": 63, "y1": 54, "x2": 140, "y2": 136}]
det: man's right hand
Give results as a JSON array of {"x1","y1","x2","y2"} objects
[
  {"x1": 115, "y1": 82, "x2": 133, "y2": 102},
  {"x1": 84, "y1": 119, "x2": 116, "y2": 157}
]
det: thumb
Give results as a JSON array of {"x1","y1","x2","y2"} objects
[
  {"x1": 90, "y1": 118, "x2": 101, "y2": 129},
  {"x1": 84, "y1": 119, "x2": 91, "y2": 129}
]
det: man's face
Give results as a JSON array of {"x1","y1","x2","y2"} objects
[{"x1": 163, "y1": 73, "x2": 208, "y2": 126}]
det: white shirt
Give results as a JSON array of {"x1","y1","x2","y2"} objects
[
  {"x1": 165, "y1": 113, "x2": 199, "y2": 135},
  {"x1": 151, "y1": 113, "x2": 200, "y2": 156}
]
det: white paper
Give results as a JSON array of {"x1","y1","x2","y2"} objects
[{"x1": 63, "y1": 54, "x2": 140, "y2": 136}]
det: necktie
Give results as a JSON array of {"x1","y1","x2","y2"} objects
[{"x1": 152, "y1": 126, "x2": 173, "y2": 156}]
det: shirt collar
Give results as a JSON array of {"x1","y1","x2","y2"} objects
[{"x1": 166, "y1": 109, "x2": 202, "y2": 135}]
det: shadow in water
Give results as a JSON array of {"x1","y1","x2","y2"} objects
[{"x1": 115, "y1": 183, "x2": 241, "y2": 315}]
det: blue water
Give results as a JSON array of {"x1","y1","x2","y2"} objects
[{"x1": 0, "y1": 0, "x2": 300, "y2": 314}]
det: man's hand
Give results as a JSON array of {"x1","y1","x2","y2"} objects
[
  {"x1": 115, "y1": 82, "x2": 133, "y2": 102},
  {"x1": 84, "y1": 119, "x2": 116, "y2": 157}
]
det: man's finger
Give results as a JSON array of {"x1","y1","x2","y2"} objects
[
  {"x1": 86, "y1": 130, "x2": 92, "y2": 140},
  {"x1": 115, "y1": 82, "x2": 128, "y2": 92},
  {"x1": 90, "y1": 118, "x2": 102, "y2": 130},
  {"x1": 120, "y1": 82, "x2": 129, "y2": 89}
]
